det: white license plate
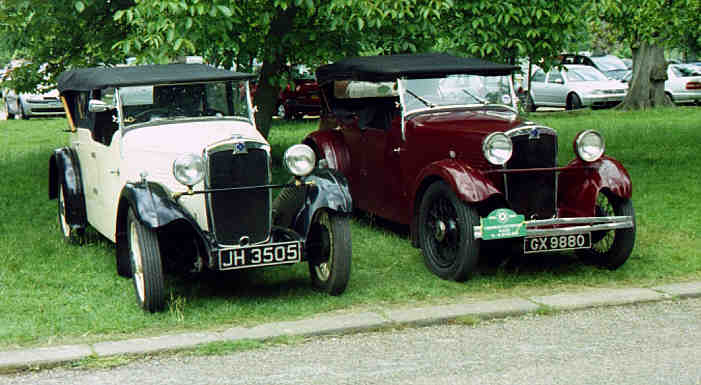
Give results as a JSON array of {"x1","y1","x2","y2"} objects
[
  {"x1": 524, "y1": 233, "x2": 591, "y2": 254},
  {"x1": 218, "y1": 241, "x2": 302, "y2": 270}
]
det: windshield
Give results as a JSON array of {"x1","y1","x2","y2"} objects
[
  {"x1": 399, "y1": 75, "x2": 514, "y2": 112},
  {"x1": 671, "y1": 64, "x2": 701, "y2": 77},
  {"x1": 564, "y1": 67, "x2": 609, "y2": 82},
  {"x1": 119, "y1": 80, "x2": 251, "y2": 126},
  {"x1": 590, "y1": 56, "x2": 628, "y2": 72}
]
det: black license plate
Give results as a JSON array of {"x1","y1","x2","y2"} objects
[
  {"x1": 218, "y1": 241, "x2": 302, "y2": 270},
  {"x1": 524, "y1": 233, "x2": 591, "y2": 254}
]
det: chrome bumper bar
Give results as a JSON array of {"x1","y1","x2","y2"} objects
[{"x1": 473, "y1": 215, "x2": 634, "y2": 239}]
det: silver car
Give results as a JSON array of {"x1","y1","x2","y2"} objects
[
  {"x1": 665, "y1": 64, "x2": 701, "y2": 105},
  {"x1": 528, "y1": 64, "x2": 628, "y2": 111},
  {"x1": 4, "y1": 87, "x2": 65, "y2": 119}
]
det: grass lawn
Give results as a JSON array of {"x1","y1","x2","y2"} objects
[{"x1": 0, "y1": 107, "x2": 700, "y2": 350}]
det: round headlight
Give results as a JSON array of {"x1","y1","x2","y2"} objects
[
  {"x1": 482, "y1": 132, "x2": 513, "y2": 166},
  {"x1": 284, "y1": 144, "x2": 316, "y2": 177},
  {"x1": 574, "y1": 130, "x2": 605, "y2": 162},
  {"x1": 173, "y1": 153, "x2": 205, "y2": 187}
]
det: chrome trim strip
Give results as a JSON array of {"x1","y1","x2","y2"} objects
[
  {"x1": 473, "y1": 215, "x2": 634, "y2": 239},
  {"x1": 505, "y1": 125, "x2": 557, "y2": 138}
]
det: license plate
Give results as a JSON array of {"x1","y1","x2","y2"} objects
[
  {"x1": 523, "y1": 233, "x2": 591, "y2": 254},
  {"x1": 218, "y1": 241, "x2": 302, "y2": 270}
]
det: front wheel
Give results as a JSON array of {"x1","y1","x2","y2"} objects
[
  {"x1": 418, "y1": 181, "x2": 480, "y2": 281},
  {"x1": 127, "y1": 208, "x2": 165, "y2": 312},
  {"x1": 307, "y1": 209, "x2": 351, "y2": 295},
  {"x1": 576, "y1": 191, "x2": 635, "y2": 269}
]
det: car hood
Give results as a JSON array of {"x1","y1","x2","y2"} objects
[
  {"x1": 121, "y1": 119, "x2": 266, "y2": 191},
  {"x1": 409, "y1": 107, "x2": 525, "y2": 135}
]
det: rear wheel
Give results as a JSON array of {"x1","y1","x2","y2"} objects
[
  {"x1": 418, "y1": 181, "x2": 480, "y2": 281},
  {"x1": 307, "y1": 209, "x2": 351, "y2": 295},
  {"x1": 566, "y1": 93, "x2": 583, "y2": 110},
  {"x1": 577, "y1": 191, "x2": 635, "y2": 269},
  {"x1": 57, "y1": 179, "x2": 84, "y2": 244},
  {"x1": 127, "y1": 208, "x2": 165, "y2": 312}
]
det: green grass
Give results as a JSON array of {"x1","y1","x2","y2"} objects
[{"x1": 0, "y1": 108, "x2": 700, "y2": 350}]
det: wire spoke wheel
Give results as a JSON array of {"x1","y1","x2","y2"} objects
[
  {"x1": 577, "y1": 191, "x2": 636, "y2": 270},
  {"x1": 56, "y1": 179, "x2": 83, "y2": 244}
]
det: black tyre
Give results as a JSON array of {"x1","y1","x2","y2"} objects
[
  {"x1": 18, "y1": 103, "x2": 29, "y2": 120},
  {"x1": 567, "y1": 93, "x2": 583, "y2": 110},
  {"x1": 526, "y1": 94, "x2": 537, "y2": 112},
  {"x1": 576, "y1": 191, "x2": 635, "y2": 269},
  {"x1": 127, "y1": 208, "x2": 165, "y2": 312},
  {"x1": 307, "y1": 209, "x2": 351, "y2": 295},
  {"x1": 5, "y1": 101, "x2": 15, "y2": 119},
  {"x1": 57, "y1": 179, "x2": 84, "y2": 244},
  {"x1": 418, "y1": 181, "x2": 480, "y2": 281}
]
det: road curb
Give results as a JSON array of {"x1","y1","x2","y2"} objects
[{"x1": 2, "y1": 282, "x2": 700, "y2": 374}]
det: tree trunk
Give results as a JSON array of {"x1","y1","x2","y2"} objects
[
  {"x1": 253, "y1": 7, "x2": 297, "y2": 139},
  {"x1": 619, "y1": 42, "x2": 672, "y2": 110}
]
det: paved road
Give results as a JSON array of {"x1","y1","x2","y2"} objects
[{"x1": 3, "y1": 298, "x2": 700, "y2": 385}]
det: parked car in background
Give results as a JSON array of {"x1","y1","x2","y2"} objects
[
  {"x1": 50, "y1": 63, "x2": 353, "y2": 312},
  {"x1": 277, "y1": 65, "x2": 321, "y2": 120},
  {"x1": 665, "y1": 64, "x2": 701, "y2": 104},
  {"x1": 528, "y1": 64, "x2": 627, "y2": 111},
  {"x1": 303, "y1": 53, "x2": 635, "y2": 281},
  {"x1": 2, "y1": 61, "x2": 65, "y2": 119},
  {"x1": 621, "y1": 58, "x2": 633, "y2": 69},
  {"x1": 560, "y1": 54, "x2": 629, "y2": 80}
]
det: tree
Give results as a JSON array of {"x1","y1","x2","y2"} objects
[{"x1": 595, "y1": 0, "x2": 701, "y2": 109}]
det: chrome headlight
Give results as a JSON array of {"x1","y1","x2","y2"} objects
[
  {"x1": 482, "y1": 132, "x2": 513, "y2": 166},
  {"x1": 173, "y1": 153, "x2": 205, "y2": 187},
  {"x1": 284, "y1": 144, "x2": 316, "y2": 177},
  {"x1": 574, "y1": 130, "x2": 605, "y2": 162}
]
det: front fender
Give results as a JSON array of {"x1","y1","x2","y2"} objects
[
  {"x1": 293, "y1": 167, "x2": 352, "y2": 239},
  {"x1": 117, "y1": 182, "x2": 196, "y2": 230},
  {"x1": 49, "y1": 147, "x2": 87, "y2": 229},
  {"x1": 558, "y1": 156, "x2": 633, "y2": 217},
  {"x1": 411, "y1": 159, "x2": 502, "y2": 210}
]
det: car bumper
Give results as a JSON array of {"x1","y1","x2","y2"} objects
[
  {"x1": 669, "y1": 90, "x2": 701, "y2": 104},
  {"x1": 23, "y1": 101, "x2": 66, "y2": 116},
  {"x1": 581, "y1": 94, "x2": 626, "y2": 108},
  {"x1": 473, "y1": 215, "x2": 634, "y2": 239}
]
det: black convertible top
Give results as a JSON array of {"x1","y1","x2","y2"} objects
[
  {"x1": 57, "y1": 63, "x2": 255, "y2": 92},
  {"x1": 316, "y1": 53, "x2": 518, "y2": 83}
]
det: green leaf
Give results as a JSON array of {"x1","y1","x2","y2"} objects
[
  {"x1": 74, "y1": 1, "x2": 85, "y2": 13},
  {"x1": 217, "y1": 5, "x2": 233, "y2": 17}
]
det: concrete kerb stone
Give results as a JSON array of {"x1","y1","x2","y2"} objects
[
  {"x1": 529, "y1": 287, "x2": 668, "y2": 311},
  {"x1": 93, "y1": 332, "x2": 223, "y2": 357},
  {"x1": 652, "y1": 281, "x2": 701, "y2": 299},
  {"x1": 0, "y1": 344, "x2": 92, "y2": 373},
  {"x1": 385, "y1": 298, "x2": 540, "y2": 326}
]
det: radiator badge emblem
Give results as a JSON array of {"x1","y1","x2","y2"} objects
[
  {"x1": 528, "y1": 127, "x2": 540, "y2": 140},
  {"x1": 233, "y1": 141, "x2": 248, "y2": 155}
]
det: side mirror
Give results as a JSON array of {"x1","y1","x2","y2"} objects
[{"x1": 88, "y1": 99, "x2": 113, "y2": 113}]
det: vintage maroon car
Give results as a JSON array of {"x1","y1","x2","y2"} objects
[
  {"x1": 303, "y1": 53, "x2": 635, "y2": 281},
  {"x1": 277, "y1": 69, "x2": 321, "y2": 120}
]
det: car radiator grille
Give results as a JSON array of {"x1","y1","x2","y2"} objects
[
  {"x1": 505, "y1": 132, "x2": 557, "y2": 220},
  {"x1": 207, "y1": 148, "x2": 270, "y2": 245}
]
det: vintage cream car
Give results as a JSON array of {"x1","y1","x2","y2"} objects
[{"x1": 49, "y1": 63, "x2": 352, "y2": 312}]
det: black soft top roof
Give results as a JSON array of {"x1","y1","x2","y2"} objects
[
  {"x1": 316, "y1": 53, "x2": 518, "y2": 83},
  {"x1": 57, "y1": 63, "x2": 255, "y2": 92}
]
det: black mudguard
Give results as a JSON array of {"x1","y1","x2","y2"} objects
[
  {"x1": 294, "y1": 167, "x2": 353, "y2": 239},
  {"x1": 49, "y1": 147, "x2": 87, "y2": 230},
  {"x1": 118, "y1": 182, "x2": 199, "y2": 230}
]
